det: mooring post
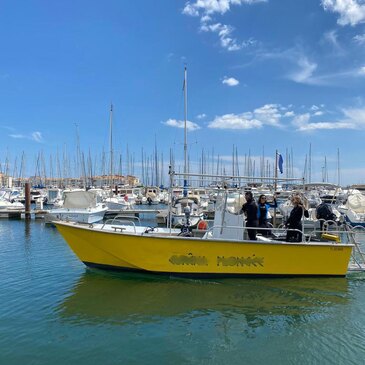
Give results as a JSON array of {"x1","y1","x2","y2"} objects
[{"x1": 25, "y1": 182, "x2": 31, "y2": 219}]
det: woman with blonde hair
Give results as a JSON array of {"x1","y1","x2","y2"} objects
[{"x1": 285, "y1": 195, "x2": 309, "y2": 242}]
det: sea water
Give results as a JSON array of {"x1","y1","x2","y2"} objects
[{"x1": 1, "y1": 217, "x2": 365, "y2": 365}]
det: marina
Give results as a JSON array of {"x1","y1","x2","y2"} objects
[{"x1": 3, "y1": 1, "x2": 365, "y2": 363}]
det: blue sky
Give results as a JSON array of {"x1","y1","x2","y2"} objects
[{"x1": 1, "y1": 0, "x2": 365, "y2": 185}]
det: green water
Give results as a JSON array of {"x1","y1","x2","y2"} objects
[{"x1": 1, "y1": 219, "x2": 365, "y2": 364}]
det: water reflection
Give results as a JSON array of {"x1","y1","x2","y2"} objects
[
  {"x1": 24, "y1": 219, "x2": 31, "y2": 239},
  {"x1": 59, "y1": 271, "x2": 349, "y2": 327}
]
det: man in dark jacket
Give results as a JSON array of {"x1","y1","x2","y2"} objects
[
  {"x1": 316, "y1": 202, "x2": 337, "y2": 231},
  {"x1": 241, "y1": 191, "x2": 258, "y2": 240}
]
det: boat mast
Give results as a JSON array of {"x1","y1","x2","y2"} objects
[
  {"x1": 337, "y1": 148, "x2": 341, "y2": 186},
  {"x1": 183, "y1": 66, "x2": 188, "y2": 197},
  {"x1": 109, "y1": 103, "x2": 113, "y2": 188},
  {"x1": 309, "y1": 143, "x2": 312, "y2": 183}
]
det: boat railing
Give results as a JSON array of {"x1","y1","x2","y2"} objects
[
  {"x1": 303, "y1": 219, "x2": 365, "y2": 271},
  {"x1": 101, "y1": 214, "x2": 141, "y2": 233},
  {"x1": 305, "y1": 219, "x2": 339, "y2": 237},
  {"x1": 202, "y1": 222, "x2": 360, "y2": 246},
  {"x1": 340, "y1": 223, "x2": 365, "y2": 272},
  {"x1": 204, "y1": 225, "x2": 306, "y2": 242}
]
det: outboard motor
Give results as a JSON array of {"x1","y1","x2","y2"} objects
[{"x1": 179, "y1": 206, "x2": 192, "y2": 237}]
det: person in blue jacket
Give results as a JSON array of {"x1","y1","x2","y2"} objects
[{"x1": 257, "y1": 194, "x2": 277, "y2": 236}]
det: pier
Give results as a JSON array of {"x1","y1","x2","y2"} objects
[{"x1": 0, "y1": 209, "x2": 49, "y2": 219}]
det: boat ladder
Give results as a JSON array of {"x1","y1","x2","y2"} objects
[{"x1": 345, "y1": 224, "x2": 365, "y2": 273}]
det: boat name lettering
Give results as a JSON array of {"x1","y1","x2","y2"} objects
[
  {"x1": 169, "y1": 253, "x2": 208, "y2": 266},
  {"x1": 330, "y1": 247, "x2": 343, "y2": 251},
  {"x1": 216, "y1": 255, "x2": 264, "y2": 267}
]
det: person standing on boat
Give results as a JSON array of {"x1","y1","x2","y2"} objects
[
  {"x1": 257, "y1": 194, "x2": 277, "y2": 236},
  {"x1": 285, "y1": 195, "x2": 309, "y2": 242},
  {"x1": 241, "y1": 191, "x2": 258, "y2": 240}
]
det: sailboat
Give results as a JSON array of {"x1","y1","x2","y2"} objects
[
  {"x1": 101, "y1": 103, "x2": 136, "y2": 211},
  {"x1": 169, "y1": 66, "x2": 204, "y2": 227}
]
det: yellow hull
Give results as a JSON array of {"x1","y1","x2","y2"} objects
[{"x1": 55, "y1": 222, "x2": 353, "y2": 277}]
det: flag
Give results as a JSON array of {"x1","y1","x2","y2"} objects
[{"x1": 278, "y1": 153, "x2": 283, "y2": 174}]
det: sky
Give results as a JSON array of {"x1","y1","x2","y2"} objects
[{"x1": 2, "y1": 0, "x2": 365, "y2": 185}]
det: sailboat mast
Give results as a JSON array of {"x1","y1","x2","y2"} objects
[
  {"x1": 183, "y1": 66, "x2": 188, "y2": 197},
  {"x1": 109, "y1": 103, "x2": 113, "y2": 187},
  {"x1": 337, "y1": 148, "x2": 341, "y2": 186}
]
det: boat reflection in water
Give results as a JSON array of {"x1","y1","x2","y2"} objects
[{"x1": 59, "y1": 271, "x2": 349, "y2": 326}]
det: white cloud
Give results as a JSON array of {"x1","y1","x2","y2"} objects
[
  {"x1": 293, "y1": 65, "x2": 365, "y2": 85},
  {"x1": 182, "y1": 3, "x2": 200, "y2": 16},
  {"x1": 1, "y1": 125, "x2": 15, "y2": 132},
  {"x1": 353, "y1": 33, "x2": 365, "y2": 43},
  {"x1": 322, "y1": 0, "x2": 365, "y2": 26},
  {"x1": 183, "y1": 1, "x2": 262, "y2": 51},
  {"x1": 261, "y1": 47, "x2": 363, "y2": 85},
  {"x1": 163, "y1": 118, "x2": 201, "y2": 131},
  {"x1": 196, "y1": 113, "x2": 207, "y2": 119},
  {"x1": 291, "y1": 113, "x2": 309, "y2": 130},
  {"x1": 297, "y1": 121, "x2": 355, "y2": 131},
  {"x1": 207, "y1": 103, "x2": 290, "y2": 130},
  {"x1": 253, "y1": 104, "x2": 282, "y2": 126},
  {"x1": 222, "y1": 76, "x2": 239, "y2": 86},
  {"x1": 200, "y1": 15, "x2": 212, "y2": 23},
  {"x1": 208, "y1": 113, "x2": 262, "y2": 129},
  {"x1": 292, "y1": 113, "x2": 343, "y2": 131},
  {"x1": 290, "y1": 106, "x2": 365, "y2": 131},
  {"x1": 200, "y1": 22, "x2": 247, "y2": 51},
  {"x1": 323, "y1": 30, "x2": 337, "y2": 44},
  {"x1": 287, "y1": 56, "x2": 318, "y2": 84},
  {"x1": 358, "y1": 66, "x2": 365, "y2": 75},
  {"x1": 309, "y1": 105, "x2": 325, "y2": 116},
  {"x1": 183, "y1": 0, "x2": 266, "y2": 17},
  {"x1": 342, "y1": 106, "x2": 365, "y2": 125},
  {"x1": 31, "y1": 132, "x2": 43, "y2": 142},
  {"x1": 166, "y1": 53, "x2": 174, "y2": 62},
  {"x1": 206, "y1": 104, "x2": 365, "y2": 132},
  {"x1": 323, "y1": 30, "x2": 343, "y2": 52},
  {"x1": 9, "y1": 131, "x2": 43, "y2": 142}
]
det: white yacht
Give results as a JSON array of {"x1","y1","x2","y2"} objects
[
  {"x1": 0, "y1": 188, "x2": 25, "y2": 211},
  {"x1": 45, "y1": 190, "x2": 107, "y2": 224}
]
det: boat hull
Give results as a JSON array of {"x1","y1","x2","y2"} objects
[
  {"x1": 55, "y1": 222, "x2": 353, "y2": 277},
  {"x1": 45, "y1": 209, "x2": 107, "y2": 224}
]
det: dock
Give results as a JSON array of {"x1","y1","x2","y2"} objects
[{"x1": 0, "y1": 210, "x2": 48, "y2": 219}]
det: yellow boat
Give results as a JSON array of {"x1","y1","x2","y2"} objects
[
  {"x1": 54, "y1": 186, "x2": 358, "y2": 277},
  {"x1": 54, "y1": 218, "x2": 353, "y2": 277}
]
